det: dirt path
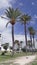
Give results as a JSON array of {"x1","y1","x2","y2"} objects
[
  {"x1": 13, "y1": 55, "x2": 36, "y2": 65},
  {"x1": 0, "y1": 55, "x2": 36, "y2": 65}
]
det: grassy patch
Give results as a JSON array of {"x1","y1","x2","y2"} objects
[
  {"x1": 0, "y1": 52, "x2": 33, "y2": 62},
  {"x1": 27, "y1": 61, "x2": 37, "y2": 65},
  {"x1": 31, "y1": 59, "x2": 37, "y2": 65},
  {"x1": 0, "y1": 51, "x2": 36, "y2": 65}
]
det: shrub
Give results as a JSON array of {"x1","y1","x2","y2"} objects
[
  {"x1": 1, "y1": 51, "x2": 5, "y2": 55},
  {"x1": 21, "y1": 47, "x2": 26, "y2": 52}
]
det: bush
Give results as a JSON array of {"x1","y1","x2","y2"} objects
[
  {"x1": 21, "y1": 47, "x2": 26, "y2": 52},
  {"x1": 1, "y1": 51, "x2": 5, "y2": 55},
  {"x1": 4, "y1": 51, "x2": 7, "y2": 53},
  {"x1": 16, "y1": 48, "x2": 19, "y2": 51}
]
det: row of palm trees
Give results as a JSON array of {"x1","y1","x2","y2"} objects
[{"x1": 1, "y1": 7, "x2": 36, "y2": 55}]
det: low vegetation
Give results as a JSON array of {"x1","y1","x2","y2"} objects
[{"x1": 0, "y1": 51, "x2": 33, "y2": 62}]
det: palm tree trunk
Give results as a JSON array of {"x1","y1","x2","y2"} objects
[
  {"x1": 29, "y1": 44, "x2": 30, "y2": 52},
  {"x1": 18, "y1": 44, "x2": 20, "y2": 51},
  {"x1": 21, "y1": 43, "x2": 22, "y2": 49},
  {"x1": 30, "y1": 34, "x2": 33, "y2": 53},
  {"x1": 24, "y1": 24, "x2": 27, "y2": 53},
  {"x1": 30, "y1": 34, "x2": 32, "y2": 47},
  {"x1": 33, "y1": 35, "x2": 35, "y2": 49},
  {"x1": 12, "y1": 25, "x2": 14, "y2": 55}
]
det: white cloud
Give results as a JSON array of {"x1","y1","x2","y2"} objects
[
  {"x1": 30, "y1": 21, "x2": 35, "y2": 25},
  {"x1": 0, "y1": 17, "x2": 8, "y2": 32},
  {"x1": 10, "y1": 0, "x2": 17, "y2": 4},
  {"x1": 0, "y1": 0, "x2": 11, "y2": 8},
  {"x1": 29, "y1": 15, "x2": 37, "y2": 25},
  {"x1": 0, "y1": 0, "x2": 17, "y2": 9},
  {"x1": 30, "y1": 14, "x2": 37, "y2": 25},
  {"x1": 0, "y1": 15, "x2": 12, "y2": 33},
  {"x1": 32, "y1": 2, "x2": 35, "y2": 5},
  {"x1": 1, "y1": 31, "x2": 30, "y2": 46},
  {"x1": 0, "y1": 17, "x2": 30, "y2": 46},
  {"x1": 14, "y1": 35, "x2": 30, "y2": 41},
  {"x1": 2, "y1": 33, "x2": 36, "y2": 48},
  {"x1": 30, "y1": 18, "x2": 35, "y2": 25},
  {"x1": 2, "y1": 30, "x2": 12, "y2": 45},
  {"x1": 0, "y1": 30, "x2": 37, "y2": 48},
  {"x1": 34, "y1": 14, "x2": 37, "y2": 19},
  {"x1": 19, "y1": 2, "x2": 23, "y2": 6},
  {"x1": 30, "y1": 19, "x2": 35, "y2": 25}
]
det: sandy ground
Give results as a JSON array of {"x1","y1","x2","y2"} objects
[
  {"x1": 0, "y1": 55, "x2": 36, "y2": 65},
  {"x1": 14, "y1": 55, "x2": 36, "y2": 65}
]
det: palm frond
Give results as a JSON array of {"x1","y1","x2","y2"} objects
[
  {"x1": 28, "y1": 27, "x2": 35, "y2": 35},
  {"x1": 15, "y1": 8, "x2": 21, "y2": 18},
  {"x1": 5, "y1": 7, "x2": 21, "y2": 21},
  {"x1": 6, "y1": 22, "x2": 10, "y2": 27},
  {"x1": 20, "y1": 14, "x2": 31, "y2": 24}
]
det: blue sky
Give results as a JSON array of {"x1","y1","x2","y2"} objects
[
  {"x1": 0, "y1": 0, "x2": 37, "y2": 34},
  {"x1": 0, "y1": 0, "x2": 37, "y2": 46}
]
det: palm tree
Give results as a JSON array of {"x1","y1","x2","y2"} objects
[
  {"x1": 28, "y1": 27, "x2": 36, "y2": 53},
  {"x1": 1, "y1": 7, "x2": 21, "y2": 55},
  {"x1": 27, "y1": 40, "x2": 31, "y2": 52},
  {"x1": 20, "y1": 14, "x2": 31, "y2": 53},
  {"x1": 28, "y1": 27, "x2": 35, "y2": 48},
  {"x1": 28, "y1": 27, "x2": 33, "y2": 47},
  {"x1": 32, "y1": 29, "x2": 35, "y2": 49}
]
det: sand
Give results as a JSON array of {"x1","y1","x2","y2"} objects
[
  {"x1": 14, "y1": 55, "x2": 36, "y2": 65},
  {"x1": 0, "y1": 55, "x2": 36, "y2": 65}
]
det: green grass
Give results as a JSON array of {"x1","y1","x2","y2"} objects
[
  {"x1": 0, "y1": 51, "x2": 33, "y2": 62},
  {"x1": 0, "y1": 51, "x2": 36, "y2": 65},
  {"x1": 27, "y1": 61, "x2": 37, "y2": 65},
  {"x1": 32, "y1": 62, "x2": 37, "y2": 65},
  {"x1": 31, "y1": 59, "x2": 37, "y2": 65},
  {"x1": 0, "y1": 63, "x2": 19, "y2": 65},
  {"x1": 0, "y1": 55, "x2": 12, "y2": 61}
]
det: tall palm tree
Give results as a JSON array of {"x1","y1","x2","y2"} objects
[
  {"x1": 32, "y1": 29, "x2": 35, "y2": 49},
  {"x1": 1, "y1": 7, "x2": 21, "y2": 55},
  {"x1": 20, "y1": 14, "x2": 31, "y2": 53},
  {"x1": 28, "y1": 27, "x2": 35, "y2": 51},
  {"x1": 28, "y1": 27, "x2": 33, "y2": 47},
  {"x1": 27, "y1": 40, "x2": 31, "y2": 52}
]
